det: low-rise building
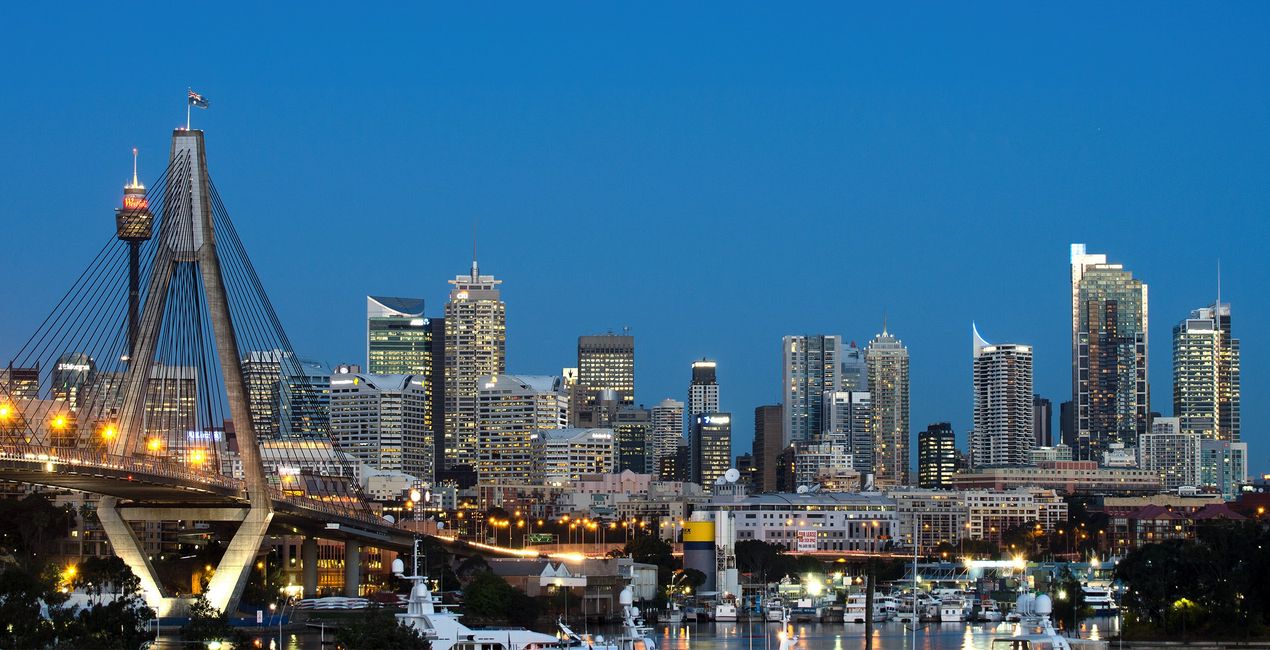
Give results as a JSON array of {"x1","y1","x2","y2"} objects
[
  {"x1": 702, "y1": 491, "x2": 899, "y2": 553},
  {"x1": 950, "y1": 460, "x2": 1160, "y2": 495}
]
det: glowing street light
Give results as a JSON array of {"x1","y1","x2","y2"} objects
[{"x1": 146, "y1": 437, "x2": 163, "y2": 452}]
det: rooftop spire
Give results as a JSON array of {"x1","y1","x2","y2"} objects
[
  {"x1": 471, "y1": 220, "x2": 479, "y2": 280},
  {"x1": 126, "y1": 147, "x2": 144, "y2": 190}
]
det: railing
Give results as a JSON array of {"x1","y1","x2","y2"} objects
[{"x1": 0, "y1": 444, "x2": 243, "y2": 491}]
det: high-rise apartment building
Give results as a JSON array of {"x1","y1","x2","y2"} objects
[
  {"x1": 1033, "y1": 395, "x2": 1052, "y2": 448},
  {"x1": 1199, "y1": 439, "x2": 1247, "y2": 500},
  {"x1": 443, "y1": 260, "x2": 506, "y2": 471},
  {"x1": 1071, "y1": 244, "x2": 1149, "y2": 461},
  {"x1": 781, "y1": 335, "x2": 841, "y2": 446},
  {"x1": 1174, "y1": 303, "x2": 1240, "y2": 442},
  {"x1": 824, "y1": 391, "x2": 874, "y2": 473},
  {"x1": 0, "y1": 365, "x2": 39, "y2": 401},
  {"x1": 1138, "y1": 417, "x2": 1200, "y2": 491},
  {"x1": 650, "y1": 398, "x2": 684, "y2": 478},
  {"x1": 475, "y1": 374, "x2": 568, "y2": 485},
  {"x1": 532, "y1": 428, "x2": 616, "y2": 484},
  {"x1": 752, "y1": 404, "x2": 783, "y2": 492},
  {"x1": 691, "y1": 412, "x2": 732, "y2": 491},
  {"x1": 970, "y1": 325, "x2": 1034, "y2": 467},
  {"x1": 614, "y1": 405, "x2": 653, "y2": 474},
  {"x1": 574, "y1": 334, "x2": 635, "y2": 425},
  {"x1": 918, "y1": 423, "x2": 957, "y2": 489},
  {"x1": 367, "y1": 296, "x2": 431, "y2": 375},
  {"x1": 867, "y1": 329, "x2": 910, "y2": 485},
  {"x1": 687, "y1": 359, "x2": 720, "y2": 423},
  {"x1": 330, "y1": 370, "x2": 431, "y2": 482}
]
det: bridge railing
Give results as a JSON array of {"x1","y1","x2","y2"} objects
[{"x1": 0, "y1": 444, "x2": 244, "y2": 492}]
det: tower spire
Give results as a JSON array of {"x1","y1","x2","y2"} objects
[
  {"x1": 471, "y1": 220, "x2": 479, "y2": 280},
  {"x1": 126, "y1": 148, "x2": 143, "y2": 190}
]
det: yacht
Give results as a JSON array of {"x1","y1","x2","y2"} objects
[
  {"x1": 1081, "y1": 585, "x2": 1119, "y2": 616},
  {"x1": 663, "y1": 601, "x2": 683, "y2": 625},
  {"x1": 395, "y1": 573, "x2": 562, "y2": 650},
  {"x1": 764, "y1": 598, "x2": 787, "y2": 622},
  {"x1": 713, "y1": 593, "x2": 739, "y2": 622},
  {"x1": 938, "y1": 595, "x2": 966, "y2": 622},
  {"x1": 989, "y1": 593, "x2": 1073, "y2": 650},
  {"x1": 558, "y1": 586, "x2": 658, "y2": 650},
  {"x1": 976, "y1": 599, "x2": 1003, "y2": 622},
  {"x1": 844, "y1": 593, "x2": 891, "y2": 624}
]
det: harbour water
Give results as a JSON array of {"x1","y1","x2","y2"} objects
[{"x1": 232, "y1": 617, "x2": 1120, "y2": 649}]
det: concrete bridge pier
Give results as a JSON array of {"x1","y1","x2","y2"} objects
[
  {"x1": 302, "y1": 537, "x2": 318, "y2": 598},
  {"x1": 343, "y1": 540, "x2": 361, "y2": 597}
]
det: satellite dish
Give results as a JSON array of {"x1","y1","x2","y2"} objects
[
  {"x1": 383, "y1": 514, "x2": 396, "y2": 524},
  {"x1": 715, "y1": 476, "x2": 727, "y2": 485},
  {"x1": 796, "y1": 485, "x2": 809, "y2": 494},
  {"x1": 724, "y1": 468, "x2": 741, "y2": 483}
]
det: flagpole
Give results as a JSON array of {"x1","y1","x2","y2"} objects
[{"x1": 186, "y1": 100, "x2": 191, "y2": 130}]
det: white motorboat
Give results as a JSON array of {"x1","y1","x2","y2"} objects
[
  {"x1": 1081, "y1": 585, "x2": 1119, "y2": 616},
  {"x1": 844, "y1": 593, "x2": 891, "y2": 624},
  {"x1": 989, "y1": 593, "x2": 1073, "y2": 650},
  {"x1": 938, "y1": 595, "x2": 966, "y2": 622},
  {"x1": 395, "y1": 574, "x2": 561, "y2": 650},
  {"x1": 977, "y1": 599, "x2": 1003, "y2": 622},
  {"x1": 558, "y1": 586, "x2": 658, "y2": 650},
  {"x1": 764, "y1": 598, "x2": 787, "y2": 622}
]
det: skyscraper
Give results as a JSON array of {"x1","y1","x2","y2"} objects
[
  {"x1": 752, "y1": 404, "x2": 783, "y2": 492},
  {"x1": 1174, "y1": 302, "x2": 1240, "y2": 442},
  {"x1": 970, "y1": 325, "x2": 1034, "y2": 467},
  {"x1": 1138, "y1": 417, "x2": 1200, "y2": 491},
  {"x1": 475, "y1": 374, "x2": 568, "y2": 484},
  {"x1": 781, "y1": 335, "x2": 842, "y2": 446},
  {"x1": 867, "y1": 328, "x2": 910, "y2": 485},
  {"x1": 443, "y1": 259, "x2": 506, "y2": 471},
  {"x1": 614, "y1": 405, "x2": 653, "y2": 473},
  {"x1": 824, "y1": 390, "x2": 873, "y2": 473},
  {"x1": 367, "y1": 296, "x2": 430, "y2": 375},
  {"x1": 1071, "y1": 244, "x2": 1149, "y2": 461},
  {"x1": 330, "y1": 370, "x2": 431, "y2": 482},
  {"x1": 691, "y1": 412, "x2": 732, "y2": 491},
  {"x1": 687, "y1": 359, "x2": 720, "y2": 424},
  {"x1": 574, "y1": 334, "x2": 635, "y2": 425},
  {"x1": 1033, "y1": 395, "x2": 1053, "y2": 448},
  {"x1": 918, "y1": 423, "x2": 957, "y2": 489},
  {"x1": 650, "y1": 398, "x2": 684, "y2": 478},
  {"x1": 243, "y1": 350, "x2": 332, "y2": 440},
  {"x1": 841, "y1": 341, "x2": 868, "y2": 392}
]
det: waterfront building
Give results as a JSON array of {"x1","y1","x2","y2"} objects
[
  {"x1": 867, "y1": 328, "x2": 910, "y2": 485},
  {"x1": 330, "y1": 370, "x2": 431, "y2": 482},
  {"x1": 917, "y1": 423, "x2": 957, "y2": 489},
  {"x1": 964, "y1": 488, "x2": 1066, "y2": 544},
  {"x1": 971, "y1": 325, "x2": 1034, "y2": 467},
  {"x1": 887, "y1": 489, "x2": 968, "y2": 552},
  {"x1": 824, "y1": 391, "x2": 874, "y2": 473},
  {"x1": 1138, "y1": 416, "x2": 1201, "y2": 491},
  {"x1": 702, "y1": 491, "x2": 899, "y2": 553},
  {"x1": 443, "y1": 259, "x2": 506, "y2": 471},
  {"x1": 949, "y1": 460, "x2": 1160, "y2": 495},
  {"x1": 1070, "y1": 243, "x2": 1149, "y2": 461},
  {"x1": 1174, "y1": 303, "x2": 1241, "y2": 441},
  {"x1": 781, "y1": 335, "x2": 841, "y2": 445},
  {"x1": 532, "y1": 428, "x2": 616, "y2": 484},
  {"x1": 752, "y1": 404, "x2": 784, "y2": 492},
  {"x1": 475, "y1": 374, "x2": 568, "y2": 485}
]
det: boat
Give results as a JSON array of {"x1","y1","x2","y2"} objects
[
  {"x1": 713, "y1": 593, "x2": 739, "y2": 622},
  {"x1": 844, "y1": 593, "x2": 890, "y2": 624},
  {"x1": 1081, "y1": 585, "x2": 1119, "y2": 616},
  {"x1": 977, "y1": 599, "x2": 1003, "y2": 622},
  {"x1": 989, "y1": 593, "x2": 1073, "y2": 650},
  {"x1": 938, "y1": 595, "x2": 966, "y2": 622},
  {"x1": 558, "y1": 586, "x2": 658, "y2": 650},
  {"x1": 664, "y1": 600, "x2": 683, "y2": 625},
  {"x1": 395, "y1": 572, "x2": 562, "y2": 650},
  {"x1": 764, "y1": 598, "x2": 787, "y2": 622},
  {"x1": 820, "y1": 604, "x2": 845, "y2": 623}
]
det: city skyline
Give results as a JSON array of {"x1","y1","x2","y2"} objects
[{"x1": 2, "y1": 5, "x2": 1269, "y2": 474}]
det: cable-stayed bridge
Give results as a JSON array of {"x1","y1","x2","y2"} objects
[{"x1": 0, "y1": 128, "x2": 415, "y2": 616}]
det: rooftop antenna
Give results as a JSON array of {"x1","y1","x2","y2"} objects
[
  {"x1": 1216, "y1": 258, "x2": 1222, "y2": 314},
  {"x1": 882, "y1": 310, "x2": 889, "y2": 336},
  {"x1": 471, "y1": 219, "x2": 479, "y2": 280},
  {"x1": 129, "y1": 148, "x2": 141, "y2": 188}
]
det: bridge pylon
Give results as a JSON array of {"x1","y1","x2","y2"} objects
[{"x1": 102, "y1": 128, "x2": 273, "y2": 617}]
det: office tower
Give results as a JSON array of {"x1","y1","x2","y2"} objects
[
  {"x1": 367, "y1": 296, "x2": 431, "y2": 375},
  {"x1": 52, "y1": 353, "x2": 95, "y2": 410},
  {"x1": 735, "y1": 453, "x2": 756, "y2": 489},
  {"x1": 1071, "y1": 243, "x2": 1149, "y2": 461},
  {"x1": 970, "y1": 325, "x2": 1034, "y2": 467},
  {"x1": 687, "y1": 359, "x2": 720, "y2": 423},
  {"x1": 781, "y1": 335, "x2": 842, "y2": 445},
  {"x1": 824, "y1": 391, "x2": 874, "y2": 473},
  {"x1": 1138, "y1": 417, "x2": 1200, "y2": 491},
  {"x1": 0, "y1": 365, "x2": 40, "y2": 401},
  {"x1": 867, "y1": 328, "x2": 910, "y2": 485},
  {"x1": 330, "y1": 370, "x2": 431, "y2": 482},
  {"x1": 918, "y1": 423, "x2": 957, "y2": 489},
  {"x1": 426, "y1": 318, "x2": 446, "y2": 478},
  {"x1": 532, "y1": 428, "x2": 616, "y2": 484},
  {"x1": 475, "y1": 374, "x2": 568, "y2": 484},
  {"x1": 1033, "y1": 396, "x2": 1052, "y2": 448},
  {"x1": 1174, "y1": 303, "x2": 1240, "y2": 442},
  {"x1": 443, "y1": 258, "x2": 506, "y2": 471},
  {"x1": 660, "y1": 441, "x2": 691, "y2": 482},
  {"x1": 614, "y1": 405, "x2": 653, "y2": 473},
  {"x1": 574, "y1": 334, "x2": 635, "y2": 425},
  {"x1": 650, "y1": 398, "x2": 684, "y2": 478},
  {"x1": 115, "y1": 148, "x2": 154, "y2": 358},
  {"x1": 792, "y1": 441, "x2": 855, "y2": 488},
  {"x1": 143, "y1": 365, "x2": 197, "y2": 452},
  {"x1": 752, "y1": 404, "x2": 784, "y2": 492},
  {"x1": 1199, "y1": 439, "x2": 1247, "y2": 500},
  {"x1": 841, "y1": 342, "x2": 868, "y2": 391},
  {"x1": 691, "y1": 412, "x2": 732, "y2": 490},
  {"x1": 1059, "y1": 401, "x2": 1075, "y2": 447},
  {"x1": 243, "y1": 350, "x2": 333, "y2": 440}
]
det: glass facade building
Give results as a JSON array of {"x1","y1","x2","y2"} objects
[
  {"x1": 867, "y1": 329, "x2": 910, "y2": 486},
  {"x1": 1173, "y1": 302, "x2": 1240, "y2": 442},
  {"x1": 781, "y1": 335, "x2": 841, "y2": 446}
]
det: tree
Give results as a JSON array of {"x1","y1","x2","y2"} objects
[
  {"x1": 0, "y1": 563, "x2": 63, "y2": 649},
  {"x1": 0, "y1": 494, "x2": 75, "y2": 568},
  {"x1": 1050, "y1": 566, "x2": 1088, "y2": 632},
  {"x1": 621, "y1": 534, "x2": 675, "y2": 583},
  {"x1": 182, "y1": 593, "x2": 247, "y2": 645},
  {"x1": 461, "y1": 571, "x2": 541, "y2": 628},
  {"x1": 335, "y1": 609, "x2": 431, "y2": 650},
  {"x1": 735, "y1": 540, "x2": 784, "y2": 584}
]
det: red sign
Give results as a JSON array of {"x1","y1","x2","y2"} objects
[{"x1": 123, "y1": 195, "x2": 148, "y2": 210}]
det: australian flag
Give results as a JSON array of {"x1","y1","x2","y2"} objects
[{"x1": 188, "y1": 89, "x2": 210, "y2": 109}]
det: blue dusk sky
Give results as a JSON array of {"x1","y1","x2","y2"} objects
[{"x1": 1, "y1": 4, "x2": 1268, "y2": 472}]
